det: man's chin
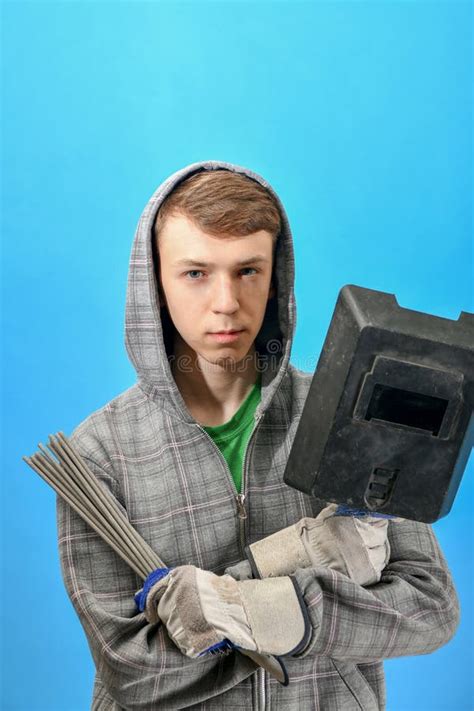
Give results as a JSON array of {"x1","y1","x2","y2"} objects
[
  {"x1": 205, "y1": 353, "x2": 242, "y2": 369},
  {"x1": 198, "y1": 346, "x2": 256, "y2": 372}
]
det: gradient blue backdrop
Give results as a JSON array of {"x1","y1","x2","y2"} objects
[{"x1": 2, "y1": 1, "x2": 472, "y2": 709}]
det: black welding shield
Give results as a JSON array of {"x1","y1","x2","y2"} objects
[{"x1": 283, "y1": 285, "x2": 474, "y2": 523}]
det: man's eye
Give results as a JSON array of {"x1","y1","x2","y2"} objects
[{"x1": 184, "y1": 268, "x2": 258, "y2": 279}]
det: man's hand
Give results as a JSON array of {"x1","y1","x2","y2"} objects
[
  {"x1": 135, "y1": 565, "x2": 311, "y2": 660},
  {"x1": 225, "y1": 504, "x2": 396, "y2": 586}
]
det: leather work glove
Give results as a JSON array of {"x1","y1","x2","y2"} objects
[
  {"x1": 225, "y1": 504, "x2": 398, "y2": 586},
  {"x1": 135, "y1": 565, "x2": 311, "y2": 660}
]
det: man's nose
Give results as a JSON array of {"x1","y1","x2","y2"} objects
[{"x1": 211, "y1": 275, "x2": 240, "y2": 314}]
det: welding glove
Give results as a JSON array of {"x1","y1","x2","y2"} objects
[
  {"x1": 225, "y1": 503, "x2": 393, "y2": 586},
  {"x1": 135, "y1": 565, "x2": 311, "y2": 660}
]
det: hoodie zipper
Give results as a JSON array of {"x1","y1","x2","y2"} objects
[
  {"x1": 196, "y1": 411, "x2": 267, "y2": 710},
  {"x1": 195, "y1": 411, "x2": 263, "y2": 556}
]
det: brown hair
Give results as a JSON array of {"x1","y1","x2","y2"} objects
[{"x1": 154, "y1": 169, "x2": 282, "y2": 243}]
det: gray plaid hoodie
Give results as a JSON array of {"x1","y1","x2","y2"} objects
[{"x1": 57, "y1": 160, "x2": 460, "y2": 711}]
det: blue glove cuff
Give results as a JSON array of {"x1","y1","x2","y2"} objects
[
  {"x1": 334, "y1": 504, "x2": 396, "y2": 519},
  {"x1": 198, "y1": 639, "x2": 236, "y2": 656},
  {"x1": 135, "y1": 567, "x2": 173, "y2": 612}
]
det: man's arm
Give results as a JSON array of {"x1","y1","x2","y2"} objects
[
  {"x1": 292, "y1": 517, "x2": 460, "y2": 661},
  {"x1": 56, "y1": 455, "x2": 257, "y2": 711},
  {"x1": 146, "y1": 517, "x2": 459, "y2": 669}
]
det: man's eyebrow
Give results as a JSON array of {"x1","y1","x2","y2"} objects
[{"x1": 172, "y1": 255, "x2": 270, "y2": 268}]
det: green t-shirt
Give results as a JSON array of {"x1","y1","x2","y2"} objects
[{"x1": 203, "y1": 377, "x2": 261, "y2": 493}]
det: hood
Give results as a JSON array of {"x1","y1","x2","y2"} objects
[{"x1": 124, "y1": 159, "x2": 297, "y2": 423}]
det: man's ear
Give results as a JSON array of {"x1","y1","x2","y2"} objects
[{"x1": 268, "y1": 282, "x2": 276, "y2": 300}]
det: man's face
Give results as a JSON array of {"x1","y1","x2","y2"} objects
[{"x1": 157, "y1": 213, "x2": 275, "y2": 368}]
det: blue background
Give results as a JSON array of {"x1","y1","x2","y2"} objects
[{"x1": 2, "y1": 1, "x2": 472, "y2": 709}]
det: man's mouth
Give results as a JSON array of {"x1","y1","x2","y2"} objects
[
  {"x1": 208, "y1": 330, "x2": 245, "y2": 343},
  {"x1": 211, "y1": 329, "x2": 244, "y2": 335}
]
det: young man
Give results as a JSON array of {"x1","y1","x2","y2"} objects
[{"x1": 57, "y1": 160, "x2": 459, "y2": 710}]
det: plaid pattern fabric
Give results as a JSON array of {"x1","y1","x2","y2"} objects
[{"x1": 56, "y1": 161, "x2": 460, "y2": 710}]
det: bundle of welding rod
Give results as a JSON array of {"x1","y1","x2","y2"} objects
[{"x1": 23, "y1": 432, "x2": 284, "y2": 682}]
